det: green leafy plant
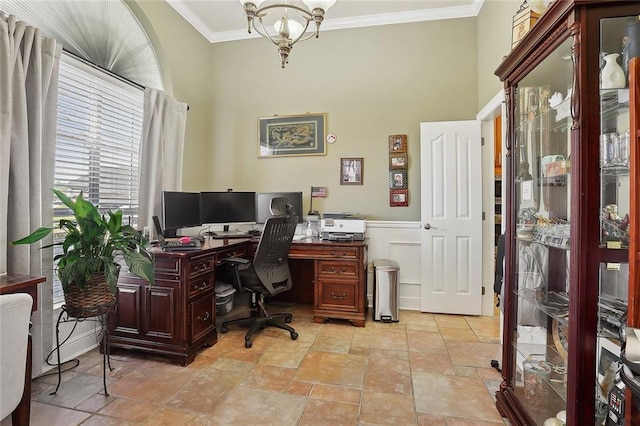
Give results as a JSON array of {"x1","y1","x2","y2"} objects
[{"x1": 11, "y1": 189, "x2": 154, "y2": 293}]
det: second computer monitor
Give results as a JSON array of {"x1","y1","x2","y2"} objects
[
  {"x1": 255, "y1": 192, "x2": 303, "y2": 223},
  {"x1": 200, "y1": 192, "x2": 256, "y2": 224}
]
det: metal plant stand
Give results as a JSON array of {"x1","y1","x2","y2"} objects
[{"x1": 51, "y1": 301, "x2": 116, "y2": 396}]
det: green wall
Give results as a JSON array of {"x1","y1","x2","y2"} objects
[
  {"x1": 134, "y1": 0, "x2": 525, "y2": 221},
  {"x1": 207, "y1": 20, "x2": 478, "y2": 220},
  {"x1": 477, "y1": 0, "x2": 523, "y2": 109},
  {"x1": 132, "y1": 0, "x2": 213, "y2": 188}
]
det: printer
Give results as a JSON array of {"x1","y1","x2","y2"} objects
[{"x1": 321, "y1": 217, "x2": 366, "y2": 241}]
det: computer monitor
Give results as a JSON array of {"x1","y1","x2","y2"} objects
[
  {"x1": 161, "y1": 191, "x2": 202, "y2": 232},
  {"x1": 255, "y1": 192, "x2": 303, "y2": 224},
  {"x1": 200, "y1": 191, "x2": 256, "y2": 224}
]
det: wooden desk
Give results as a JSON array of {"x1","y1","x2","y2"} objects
[
  {"x1": 1, "y1": 274, "x2": 46, "y2": 426},
  {"x1": 108, "y1": 237, "x2": 368, "y2": 364},
  {"x1": 108, "y1": 239, "x2": 248, "y2": 366},
  {"x1": 288, "y1": 238, "x2": 368, "y2": 327}
]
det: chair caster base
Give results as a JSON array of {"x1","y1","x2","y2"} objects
[
  {"x1": 245, "y1": 340, "x2": 252, "y2": 348},
  {"x1": 221, "y1": 326, "x2": 228, "y2": 333},
  {"x1": 291, "y1": 332, "x2": 298, "y2": 340}
]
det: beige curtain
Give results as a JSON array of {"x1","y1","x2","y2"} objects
[
  {"x1": 138, "y1": 88, "x2": 188, "y2": 232},
  {"x1": 0, "y1": 12, "x2": 61, "y2": 376}
]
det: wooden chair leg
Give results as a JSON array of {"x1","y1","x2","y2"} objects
[{"x1": 12, "y1": 333, "x2": 32, "y2": 426}]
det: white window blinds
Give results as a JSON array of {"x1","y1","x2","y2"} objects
[{"x1": 52, "y1": 53, "x2": 144, "y2": 304}]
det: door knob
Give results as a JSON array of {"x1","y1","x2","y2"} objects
[{"x1": 424, "y1": 223, "x2": 432, "y2": 230}]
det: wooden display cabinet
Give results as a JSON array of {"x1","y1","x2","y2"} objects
[{"x1": 494, "y1": 1, "x2": 640, "y2": 424}]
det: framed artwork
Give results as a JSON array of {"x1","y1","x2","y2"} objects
[
  {"x1": 389, "y1": 153, "x2": 408, "y2": 169},
  {"x1": 388, "y1": 134, "x2": 407, "y2": 153},
  {"x1": 390, "y1": 189, "x2": 408, "y2": 207},
  {"x1": 341, "y1": 157, "x2": 363, "y2": 185},
  {"x1": 258, "y1": 113, "x2": 326, "y2": 158},
  {"x1": 389, "y1": 170, "x2": 407, "y2": 189}
]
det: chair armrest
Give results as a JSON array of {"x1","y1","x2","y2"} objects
[
  {"x1": 221, "y1": 257, "x2": 251, "y2": 292},
  {"x1": 222, "y1": 257, "x2": 250, "y2": 266}
]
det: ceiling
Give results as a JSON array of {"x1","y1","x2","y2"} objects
[{"x1": 165, "y1": 0, "x2": 485, "y2": 43}]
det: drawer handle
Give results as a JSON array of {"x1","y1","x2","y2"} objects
[
  {"x1": 330, "y1": 292, "x2": 347, "y2": 299},
  {"x1": 330, "y1": 251, "x2": 347, "y2": 258},
  {"x1": 195, "y1": 282, "x2": 208, "y2": 291},
  {"x1": 198, "y1": 311, "x2": 211, "y2": 322},
  {"x1": 195, "y1": 265, "x2": 209, "y2": 272},
  {"x1": 329, "y1": 267, "x2": 348, "y2": 274}
]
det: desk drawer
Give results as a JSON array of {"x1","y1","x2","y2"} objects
[
  {"x1": 190, "y1": 294, "x2": 215, "y2": 343},
  {"x1": 216, "y1": 246, "x2": 248, "y2": 265},
  {"x1": 316, "y1": 280, "x2": 357, "y2": 311},
  {"x1": 155, "y1": 257, "x2": 181, "y2": 277},
  {"x1": 189, "y1": 256, "x2": 215, "y2": 278},
  {"x1": 290, "y1": 246, "x2": 359, "y2": 259},
  {"x1": 317, "y1": 260, "x2": 359, "y2": 278},
  {"x1": 188, "y1": 274, "x2": 214, "y2": 298}
]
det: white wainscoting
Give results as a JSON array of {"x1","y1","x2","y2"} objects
[{"x1": 365, "y1": 221, "x2": 422, "y2": 311}]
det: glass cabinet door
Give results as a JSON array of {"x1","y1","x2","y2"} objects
[
  {"x1": 596, "y1": 15, "x2": 635, "y2": 422},
  {"x1": 510, "y1": 37, "x2": 573, "y2": 423}
]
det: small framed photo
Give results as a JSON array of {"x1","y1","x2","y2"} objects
[
  {"x1": 389, "y1": 153, "x2": 408, "y2": 169},
  {"x1": 390, "y1": 189, "x2": 408, "y2": 207},
  {"x1": 341, "y1": 157, "x2": 364, "y2": 185},
  {"x1": 389, "y1": 170, "x2": 407, "y2": 189},
  {"x1": 389, "y1": 134, "x2": 407, "y2": 153}
]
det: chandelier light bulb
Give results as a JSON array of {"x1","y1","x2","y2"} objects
[
  {"x1": 274, "y1": 17, "x2": 305, "y2": 40},
  {"x1": 302, "y1": 0, "x2": 336, "y2": 12}
]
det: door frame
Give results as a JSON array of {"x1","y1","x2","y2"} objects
[{"x1": 476, "y1": 90, "x2": 506, "y2": 316}]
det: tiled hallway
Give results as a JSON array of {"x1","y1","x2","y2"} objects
[{"x1": 7, "y1": 304, "x2": 506, "y2": 425}]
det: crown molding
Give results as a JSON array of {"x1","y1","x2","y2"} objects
[{"x1": 168, "y1": 0, "x2": 485, "y2": 44}]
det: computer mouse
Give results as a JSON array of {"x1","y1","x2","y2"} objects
[{"x1": 179, "y1": 236, "x2": 192, "y2": 244}]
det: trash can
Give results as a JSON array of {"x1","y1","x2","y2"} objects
[
  {"x1": 215, "y1": 282, "x2": 236, "y2": 317},
  {"x1": 373, "y1": 259, "x2": 400, "y2": 322}
]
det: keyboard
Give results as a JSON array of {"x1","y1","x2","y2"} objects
[
  {"x1": 165, "y1": 240, "x2": 196, "y2": 247},
  {"x1": 211, "y1": 233, "x2": 251, "y2": 240}
]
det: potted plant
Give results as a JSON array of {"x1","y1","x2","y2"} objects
[{"x1": 12, "y1": 189, "x2": 154, "y2": 317}]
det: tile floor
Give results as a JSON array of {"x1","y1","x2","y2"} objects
[{"x1": 4, "y1": 304, "x2": 507, "y2": 425}]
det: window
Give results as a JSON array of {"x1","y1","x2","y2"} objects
[{"x1": 52, "y1": 53, "x2": 144, "y2": 304}]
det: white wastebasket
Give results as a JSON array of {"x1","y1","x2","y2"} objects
[{"x1": 373, "y1": 259, "x2": 400, "y2": 322}]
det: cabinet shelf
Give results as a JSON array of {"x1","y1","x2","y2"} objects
[{"x1": 516, "y1": 289, "x2": 569, "y2": 324}]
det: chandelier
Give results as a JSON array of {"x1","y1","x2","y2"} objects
[{"x1": 239, "y1": 0, "x2": 336, "y2": 68}]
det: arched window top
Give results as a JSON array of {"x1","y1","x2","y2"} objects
[{"x1": 0, "y1": 0, "x2": 163, "y2": 90}]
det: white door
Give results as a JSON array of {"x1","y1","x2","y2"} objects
[{"x1": 420, "y1": 120, "x2": 482, "y2": 315}]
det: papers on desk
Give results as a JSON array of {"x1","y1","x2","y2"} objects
[{"x1": 292, "y1": 235, "x2": 307, "y2": 241}]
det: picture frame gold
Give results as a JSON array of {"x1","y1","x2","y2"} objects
[
  {"x1": 258, "y1": 113, "x2": 327, "y2": 158},
  {"x1": 341, "y1": 157, "x2": 363, "y2": 185},
  {"x1": 389, "y1": 134, "x2": 407, "y2": 153},
  {"x1": 389, "y1": 153, "x2": 408, "y2": 170}
]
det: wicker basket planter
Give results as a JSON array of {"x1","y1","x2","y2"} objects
[
  {"x1": 12, "y1": 190, "x2": 154, "y2": 318},
  {"x1": 63, "y1": 273, "x2": 117, "y2": 318}
]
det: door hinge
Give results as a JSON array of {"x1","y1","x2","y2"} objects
[
  {"x1": 481, "y1": 137, "x2": 485, "y2": 146},
  {"x1": 482, "y1": 211, "x2": 486, "y2": 220},
  {"x1": 482, "y1": 286, "x2": 486, "y2": 295}
]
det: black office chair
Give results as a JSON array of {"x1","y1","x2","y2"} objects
[{"x1": 220, "y1": 200, "x2": 299, "y2": 348}]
